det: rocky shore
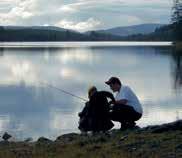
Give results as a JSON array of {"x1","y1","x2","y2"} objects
[{"x1": 0, "y1": 120, "x2": 182, "y2": 158}]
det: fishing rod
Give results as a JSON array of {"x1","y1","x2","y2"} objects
[{"x1": 38, "y1": 81, "x2": 88, "y2": 102}]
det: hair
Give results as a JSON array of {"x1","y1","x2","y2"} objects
[
  {"x1": 88, "y1": 86, "x2": 97, "y2": 98},
  {"x1": 114, "y1": 79, "x2": 121, "y2": 86},
  {"x1": 111, "y1": 78, "x2": 121, "y2": 86}
]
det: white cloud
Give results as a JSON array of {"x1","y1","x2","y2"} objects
[
  {"x1": 0, "y1": 0, "x2": 64, "y2": 25},
  {"x1": 9, "y1": 7, "x2": 33, "y2": 19},
  {"x1": 59, "y1": 5, "x2": 77, "y2": 13},
  {"x1": 0, "y1": 0, "x2": 172, "y2": 29},
  {"x1": 56, "y1": 18, "x2": 102, "y2": 32},
  {"x1": 119, "y1": 15, "x2": 143, "y2": 26},
  {"x1": 0, "y1": 0, "x2": 35, "y2": 24},
  {"x1": 59, "y1": 0, "x2": 171, "y2": 12},
  {"x1": 119, "y1": 0, "x2": 171, "y2": 6},
  {"x1": 0, "y1": 0, "x2": 19, "y2": 5},
  {"x1": 58, "y1": 0, "x2": 123, "y2": 12}
]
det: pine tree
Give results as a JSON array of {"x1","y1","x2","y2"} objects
[{"x1": 172, "y1": 0, "x2": 182, "y2": 41}]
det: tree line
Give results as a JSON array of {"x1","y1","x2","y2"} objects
[
  {"x1": 0, "y1": 0, "x2": 181, "y2": 42},
  {"x1": 0, "y1": 26, "x2": 175, "y2": 42},
  {"x1": 172, "y1": 0, "x2": 182, "y2": 41}
]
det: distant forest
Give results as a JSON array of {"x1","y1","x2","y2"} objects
[
  {"x1": 0, "y1": 25, "x2": 175, "y2": 42},
  {"x1": 0, "y1": 0, "x2": 181, "y2": 42},
  {"x1": 171, "y1": 0, "x2": 182, "y2": 41}
]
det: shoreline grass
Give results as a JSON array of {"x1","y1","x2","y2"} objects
[{"x1": 0, "y1": 120, "x2": 182, "y2": 158}]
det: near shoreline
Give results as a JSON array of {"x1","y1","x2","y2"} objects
[{"x1": 0, "y1": 120, "x2": 182, "y2": 158}]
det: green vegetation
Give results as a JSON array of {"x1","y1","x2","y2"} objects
[
  {"x1": 0, "y1": 27, "x2": 87, "y2": 41},
  {"x1": 0, "y1": 24, "x2": 176, "y2": 42},
  {"x1": 0, "y1": 121, "x2": 182, "y2": 158},
  {"x1": 171, "y1": 0, "x2": 182, "y2": 41},
  {"x1": 0, "y1": 1, "x2": 181, "y2": 42}
]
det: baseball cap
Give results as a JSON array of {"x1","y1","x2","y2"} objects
[{"x1": 105, "y1": 77, "x2": 121, "y2": 85}]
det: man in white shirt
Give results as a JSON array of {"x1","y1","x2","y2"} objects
[{"x1": 105, "y1": 77, "x2": 143, "y2": 130}]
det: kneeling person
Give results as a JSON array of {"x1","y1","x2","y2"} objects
[
  {"x1": 105, "y1": 77, "x2": 143, "y2": 130},
  {"x1": 78, "y1": 86, "x2": 115, "y2": 133}
]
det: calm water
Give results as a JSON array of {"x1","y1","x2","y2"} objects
[{"x1": 0, "y1": 42, "x2": 181, "y2": 140}]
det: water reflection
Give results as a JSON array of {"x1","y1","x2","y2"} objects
[
  {"x1": 0, "y1": 44, "x2": 181, "y2": 140},
  {"x1": 0, "y1": 83, "x2": 81, "y2": 140},
  {"x1": 171, "y1": 47, "x2": 182, "y2": 90},
  {"x1": 0, "y1": 48, "x2": 4, "y2": 57}
]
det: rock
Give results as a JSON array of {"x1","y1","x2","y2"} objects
[
  {"x1": 37, "y1": 137, "x2": 52, "y2": 144},
  {"x1": 142, "y1": 120, "x2": 182, "y2": 133},
  {"x1": 2, "y1": 132, "x2": 12, "y2": 141},
  {"x1": 55, "y1": 133, "x2": 79, "y2": 144},
  {"x1": 24, "y1": 137, "x2": 33, "y2": 143}
]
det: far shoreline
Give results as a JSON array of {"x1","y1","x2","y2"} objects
[
  {"x1": 0, "y1": 41, "x2": 173, "y2": 49},
  {"x1": 174, "y1": 42, "x2": 182, "y2": 50}
]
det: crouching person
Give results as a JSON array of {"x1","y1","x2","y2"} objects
[
  {"x1": 105, "y1": 77, "x2": 143, "y2": 130},
  {"x1": 78, "y1": 101, "x2": 92, "y2": 133},
  {"x1": 78, "y1": 86, "x2": 115, "y2": 134}
]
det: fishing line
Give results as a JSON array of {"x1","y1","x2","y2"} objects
[{"x1": 38, "y1": 81, "x2": 88, "y2": 102}]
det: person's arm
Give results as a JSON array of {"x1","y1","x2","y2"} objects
[
  {"x1": 115, "y1": 99, "x2": 128, "y2": 105},
  {"x1": 100, "y1": 91, "x2": 115, "y2": 102},
  {"x1": 115, "y1": 86, "x2": 130, "y2": 105},
  {"x1": 78, "y1": 102, "x2": 89, "y2": 117}
]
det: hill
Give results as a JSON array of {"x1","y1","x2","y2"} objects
[
  {"x1": 87, "y1": 24, "x2": 164, "y2": 36},
  {"x1": 0, "y1": 24, "x2": 174, "y2": 41}
]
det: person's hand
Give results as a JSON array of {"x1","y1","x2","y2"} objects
[
  {"x1": 109, "y1": 100, "x2": 115, "y2": 105},
  {"x1": 78, "y1": 112, "x2": 82, "y2": 117}
]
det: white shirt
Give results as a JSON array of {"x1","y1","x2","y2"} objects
[{"x1": 115, "y1": 85, "x2": 143, "y2": 114}]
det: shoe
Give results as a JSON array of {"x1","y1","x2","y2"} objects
[
  {"x1": 127, "y1": 121, "x2": 136, "y2": 128},
  {"x1": 120, "y1": 122, "x2": 136, "y2": 130}
]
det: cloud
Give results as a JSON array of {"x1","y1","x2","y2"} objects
[
  {"x1": 0, "y1": 0, "x2": 172, "y2": 29},
  {"x1": 56, "y1": 18, "x2": 102, "y2": 32},
  {"x1": 59, "y1": 5, "x2": 77, "y2": 13},
  {"x1": 59, "y1": 0, "x2": 171, "y2": 12},
  {"x1": 0, "y1": 0, "x2": 65, "y2": 25},
  {"x1": 0, "y1": 0, "x2": 35, "y2": 24},
  {"x1": 116, "y1": 15, "x2": 143, "y2": 26},
  {"x1": 9, "y1": 7, "x2": 34, "y2": 19}
]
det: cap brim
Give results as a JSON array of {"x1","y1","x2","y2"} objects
[{"x1": 105, "y1": 81, "x2": 111, "y2": 85}]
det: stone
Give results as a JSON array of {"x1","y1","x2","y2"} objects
[
  {"x1": 37, "y1": 137, "x2": 52, "y2": 144},
  {"x1": 2, "y1": 132, "x2": 12, "y2": 141},
  {"x1": 142, "y1": 120, "x2": 182, "y2": 133}
]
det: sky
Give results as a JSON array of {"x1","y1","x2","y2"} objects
[{"x1": 0, "y1": 0, "x2": 173, "y2": 32}]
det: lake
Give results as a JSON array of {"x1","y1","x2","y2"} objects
[{"x1": 0, "y1": 42, "x2": 181, "y2": 140}]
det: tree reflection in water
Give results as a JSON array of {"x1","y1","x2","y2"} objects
[
  {"x1": 0, "y1": 47, "x2": 4, "y2": 57},
  {"x1": 171, "y1": 47, "x2": 182, "y2": 90}
]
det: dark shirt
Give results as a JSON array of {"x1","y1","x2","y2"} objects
[
  {"x1": 88, "y1": 91, "x2": 115, "y2": 118},
  {"x1": 78, "y1": 91, "x2": 115, "y2": 132},
  {"x1": 78, "y1": 102, "x2": 90, "y2": 118}
]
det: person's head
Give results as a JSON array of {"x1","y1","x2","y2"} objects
[
  {"x1": 105, "y1": 77, "x2": 122, "y2": 92},
  {"x1": 88, "y1": 86, "x2": 97, "y2": 99}
]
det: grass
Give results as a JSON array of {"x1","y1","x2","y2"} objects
[{"x1": 0, "y1": 128, "x2": 182, "y2": 158}]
